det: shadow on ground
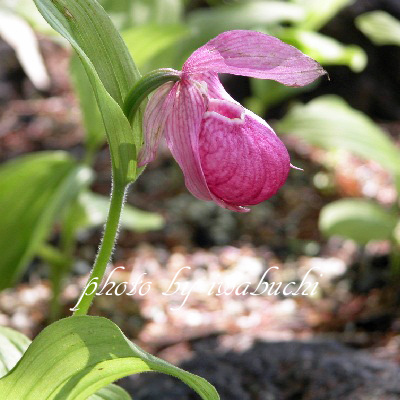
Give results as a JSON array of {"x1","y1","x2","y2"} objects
[{"x1": 121, "y1": 339, "x2": 400, "y2": 400}]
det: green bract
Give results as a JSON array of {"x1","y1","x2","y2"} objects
[{"x1": 34, "y1": 0, "x2": 142, "y2": 185}]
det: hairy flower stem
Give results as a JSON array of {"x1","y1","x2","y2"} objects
[
  {"x1": 73, "y1": 182, "x2": 126, "y2": 316},
  {"x1": 73, "y1": 69, "x2": 183, "y2": 317}
]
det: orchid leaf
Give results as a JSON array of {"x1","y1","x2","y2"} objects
[
  {"x1": 277, "y1": 96, "x2": 400, "y2": 179},
  {"x1": 189, "y1": 0, "x2": 304, "y2": 36},
  {"x1": 0, "y1": 6, "x2": 50, "y2": 90},
  {"x1": 0, "y1": 327, "x2": 131, "y2": 399},
  {"x1": 100, "y1": 0, "x2": 184, "y2": 30},
  {"x1": 89, "y1": 384, "x2": 131, "y2": 400},
  {"x1": 70, "y1": 55, "x2": 106, "y2": 153},
  {"x1": 1, "y1": 0, "x2": 56, "y2": 37},
  {"x1": 280, "y1": 29, "x2": 367, "y2": 72},
  {"x1": 0, "y1": 152, "x2": 92, "y2": 290},
  {"x1": 356, "y1": 11, "x2": 400, "y2": 47},
  {"x1": 76, "y1": 191, "x2": 164, "y2": 232},
  {"x1": 0, "y1": 327, "x2": 31, "y2": 379},
  {"x1": 319, "y1": 199, "x2": 398, "y2": 244},
  {"x1": 0, "y1": 316, "x2": 219, "y2": 400},
  {"x1": 294, "y1": 0, "x2": 354, "y2": 30},
  {"x1": 122, "y1": 23, "x2": 188, "y2": 71},
  {"x1": 33, "y1": 0, "x2": 142, "y2": 185},
  {"x1": 128, "y1": 0, "x2": 184, "y2": 26},
  {"x1": 184, "y1": 1, "x2": 304, "y2": 61}
]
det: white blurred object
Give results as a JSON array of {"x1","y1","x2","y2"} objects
[{"x1": 0, "y1": 8, "x2": 50, "y2": 90}]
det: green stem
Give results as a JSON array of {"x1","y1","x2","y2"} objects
[
  {"x1": 72, "y1": 69, "x2": 181, "y2": 316},
  {"x1": 38, "y1": 244, "x2": 72, "y2": 321},
  {"x1": 390, "y1": 240, "x2": 400, "y2": 275},
  {"x1": 73, "y1": 181, "x2": 126, "y2": 316},
  {"x1": 49, "y1": 262, "x2": 67, "y2": 321},
  {"x1": 123, "y1": 68, "x2": 180, "y2": 124}
]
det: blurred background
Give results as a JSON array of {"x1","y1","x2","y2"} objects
[{"x1": 1, "y1": 0, "x2": 400, "y2": 398}]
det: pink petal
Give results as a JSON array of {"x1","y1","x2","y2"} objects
[
  {"x1": 163, "y1": 79, "x2": 213, "y2": 201},
  {"x1": 138, "y1": 81, "x2": 176, "y2": 167},
  {"x1": 199, "y1": 99, "x2": 290, "y2": 206},
  {"x1": 192, "y1": 72, "x2": 231, "y2": 100},
  {"x1": 183, "y1": 30, "x2": 326, "y2": 87}
]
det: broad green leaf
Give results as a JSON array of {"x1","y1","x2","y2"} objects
[
  {"x1": 293, "y1": 0, "x2": 354, "y2": 30},
  {"x1": 89, "y1": 384, "x2": 131, "y2": 400},
  {"x1": 277, "y1": 96, "x2": 400, "y2": 178},
  {"x1": 36, "y1": 0, "x2": 139, "y2": 106},
  {"x1": 280, "y1": 29, "x2": 367, "y2": 72},
  {"x1": 1, "y1": 0, "x2": 56, "y2": 37},
  {"x1": 356, "y1": 11, "x2": 400, "y2": 46},
  {"x1": 100, "y1": 0, "x2": 184, "y2": 30},
  {"x1": 0, "y1": 327, "x2": 31, "y2": 378},
  {"x1": 77, "y1": 191, "x2": 164, "y2": 232},
  {"x1": 70, "y1": 56, "x2": 105, "y2": 153},
  {"x1": 189, "y1": 0, "x2": 304, "y2": 35},
  {"x1": 34, "y1": 0, "x2": 142, "y2": 185},
  {"x1": 0, "y1": 152, "x2": 91, "y2": 290},
  {"x1": 319, "y1": 199, "x2": 398, "y2": 244},
  {"x1": 122, "y1": 24, "x2": 188, "y2": 71},
  {"x1": 129, "y1": 0, "x2": 184, "y2": 26},
  {"x1": 185, "y1": 1, "x2": 304, "y2": 59},
  {"x1": 0, "y1": 316, "x2": 219, "y2": 400},
  {"x1": 0, "y1": 327, "x2": 131, "y2": 399},
  {"x1": 245, "y1": 79, "x2": 309, "y2": 114},
  {"x1": 0, "y1": 7, "x2": 50, "y2": 90}
]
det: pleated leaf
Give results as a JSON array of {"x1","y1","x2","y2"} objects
[
  {"x1": 277, "y1": 95, "x2": 400, "y2": 177},
  {"x1": 34, "y1": 0, "x2": 142, "y2": 185},
  {"x1": 0, "y1": 327, "x2": 132, "y2": 399},
  {"x1": 319, "y1": 199, "x2": 398, "y2": 244},
  {"x1": 0, "y1": 327, "x2": 31, "y2": 378},
  {"x1": 0, "y1": 152, "x2": 91, "y2": 290},
  {"x1": 89, "y1": 384, "x2": 131, "y2": 400},
  {"x1": 0, "y1": 316, "x2": 219, "y2": 400}
]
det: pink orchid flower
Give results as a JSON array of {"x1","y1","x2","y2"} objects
[{"x1": 138, "y1": 30, "x2": 325, "y2": 212}]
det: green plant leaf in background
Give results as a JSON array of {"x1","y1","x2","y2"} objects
[
  {"x1": 0, "y1": 316, "x2": 219, "y2": 400},
  {"x1": 70, "y1": 55, "x2": 106, "y2": 154},
  {"x1": 189, "y1": 0, "x2": 304, "y2": 35},
  {"x1": 293, "y1": 0, "x2": 354, "y2": 31},
  {"x1": 99, "y1": 0, "x2": 184, "y2": 30},
  {"x1": 245, "y1": 79, "x2": 310, "y2": 115},
  {"x1": 88, "y1": 384, "x2": 131, "y2": 400},
  {"x1": 356, "y1": 11, "x2": 400, "y2": 47},
  {"x1": 277, "y1": 95, "x2": 400, "y2": 181},
  {"x1": 0, "y1": 0, "x2": 56, "y2": 37},
  {"x1": 34, "y1": 0, "x2": 142, "y2": 185},
  {"x1": 184, "y1": 0, "x2": 304, "y2": 61},
  {"x1": 0, "y1": 327, "x2": 31, "y2": 378},
  {"x1": 129, "y1": 0, "x2": 184, "y2": 26},
  {"x1": 77, "y1": 191, "x2": 164, "y2": 233},
  {"x1": 0, "y1": 6, "x2": 50, "y2": 90},
  {"x1": 280, "y1": 29, "x2": 367, "y2": 72},
  {"x1": 319, "y1": 199, "x2": 398, "y2": 244},
  {"x1": 122, "y1": 23, "x2": 188, "y2": 72},
  {"x1": 0, "y1": 152, "x2": 91, "y2": 290}
]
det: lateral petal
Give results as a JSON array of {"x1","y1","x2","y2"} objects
[
  {"x1": 138, "y1": 81, "x2": 175, "y2": 166},
  {"x1": 164, "y1": 79, "x2": 213, "y2": 201},
  {"x1": 183, "y1": 30, "x2": 325, "y2": 87}
]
